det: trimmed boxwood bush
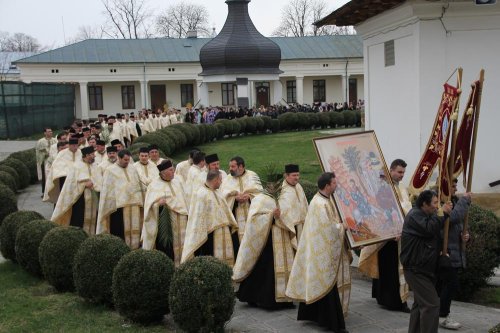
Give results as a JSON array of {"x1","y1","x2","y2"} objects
[
  {"x1": 300, "y1": 180, "x2": 317, "y2": 203},
  {"x1": 244, "y1": 117, "x2": 257, "y2": 134},
  {"x1": 343, "y1": 110, "x2": 357, "y2": 127},
  {"x1": 318, "y1": 112, "x2": 330, "y2": 129},
  {"x1": 457, "y1": 204, "x2": 500, "y2": 301},
  {"x1": 329, "y1": 112, "x2": 345, "y2": 128},
  {"x1": 15, "y1": 219, "x2": 58, "y2": 276},
  {"x1": 73, "y1": 234, "x2": 130, "y2": 304},
  {"x1": 207, "y1": 124, "x2": 218, "y2": 141},
  {"x1": 0, "y1": 210, "x2": 43, "y2": 261},
  {"x1": 231, "y1": 119, "x2": 241, "y2": 136},
  {"x1": 0, "y1": 184, "x2": 18, "y2": 229},
  {"x1": 10, "y1": 148, "x2": 38, "y2": 184},
  {"x1": 278, "y1": 112, "x2": 298, "y2": 130},
  {"x1": 261, "y1": 115, "x2": 272, "y2": 131},
  {"x1": 164, "y1": 127, "x2": 188, "y2": 149},
  {"x1": 296, "y1": 112, "x2": 311, "y2": 130},
  {"x1": 0, "y1": 170, "x2": 17, "y2": 192},
  {"x1": 0, "y1": 158, "x2": 30, "y2": 189},
  {"x1": 271, "y1": 119, "x2": 280, "y2": 133},
  {"x1": 216, "y1": 119, "x2": 234, "y2": 137},
  {"x1": 215, "y1": 123, "x2": 226, "y2": 139},
  {"x1": 236, "y1": 118, "x2": 247, "y2": 134},
  {"x1": 197, "y1": 123, "x2": 208, "y2": 143},
  {"x1": 307, "y1": 113, "x2": 319, "y2": 129},
  {"x1": 169, "y1": 256, "x2": 235, "y2": 333},
  {"x1": 39, "y1": 226, "x2": 88, "y2": 291},
  {"x1": 255, "y1": 117, "x2": 265, "y2": 133},
  {"x1": 113, "y1": 249, "x2": 175, "y2": 324},
  {"x1": 0, "y1": 165, "x2": 19, "y2": 188}
]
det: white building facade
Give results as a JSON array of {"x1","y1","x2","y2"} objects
[
  {"x1": 319, "y1": 0, "x2": 500, "y2": 193},
  {"x1": 14, "y1": 36, "x2": 364, "y2": 120}
]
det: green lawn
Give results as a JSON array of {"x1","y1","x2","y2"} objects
[
  {"x1": 171, "y1": 128, "x2": 363, "y2": 183},
  {"x1": 0, "y1": 262, "x2": 174, "y2": 333}
]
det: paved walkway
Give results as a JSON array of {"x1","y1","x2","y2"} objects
[{"x1": 1, "y1": 140, "x2": 500, "y2": 332}]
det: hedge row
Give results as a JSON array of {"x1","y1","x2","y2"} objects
[
  {"x1": 130, "y1": 111, "x2": 361, "y2": 159},
  {"x1": 0, "y1": 208, "x2": 235, "y2": 330}
]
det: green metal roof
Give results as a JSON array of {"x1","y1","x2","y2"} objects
[{"x1": 14, "y1": 35, "x2": 362, "y2": 64}]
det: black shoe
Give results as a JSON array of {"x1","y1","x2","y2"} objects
[{"x1": 401, "y1": 304, "x2": 411, "y2": 313}]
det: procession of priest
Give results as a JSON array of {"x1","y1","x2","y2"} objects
[{"x1": 35, "y1": 110, "x2": 471, "y2": 333}]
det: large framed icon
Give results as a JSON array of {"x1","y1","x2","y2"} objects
[{"x1": 313, "y1": 130, "x2": 405, "y2": 248}]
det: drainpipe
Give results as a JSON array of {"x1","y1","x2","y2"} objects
[
  {"x1": 143, "y1": 62, "x2": 147, "y2": 108},
  {"x1": 345, "y1": 58, "x2": 349, "y2": 103}
]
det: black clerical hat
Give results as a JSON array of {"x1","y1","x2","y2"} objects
[
  {"x1": 285, "y1": 164, "x2": 299, "y2": 173},
  {"x1": 110, "y1": 139, "x2": 122, "y2": 146},
  {"x1": 205, "y1": 153, "x2": 219, "y2": 164},
  {"x1": 68, "y1": 138, "x2": 79, "y2": 145},
  {"x1": 106, "y1": 146, "x2": 117, "y2": 153},
  {"x1": 157, "y1": 160, "x2": 173, "y2": 171},
  {"x1": 96, "y1": 140, "x2": 106, "y2": 146},
  {"x1": 81, "y1": 146, "x2": 94, "y2": 156}
]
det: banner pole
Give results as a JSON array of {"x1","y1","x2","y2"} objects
[
  {"x1": 462, "y1": 69, "x2": 485, "y2": 251},
  {"x1": 442, "y1": 67, "x2": 462, "y2": 255}
]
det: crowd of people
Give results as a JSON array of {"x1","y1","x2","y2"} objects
[{"x1": 34, "y1": 105, "x2": 470, "y2": 333}]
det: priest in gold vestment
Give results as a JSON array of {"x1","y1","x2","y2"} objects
[
  {"x1": 220, "y1": 156, "x2": 263, "y2": 241},
  {"x1": 44, "y1": 138, "x2": 82, "y2": 204},
  {"x1": 174, "y1": 148, "x2": 200, "y2": 183},
  {"x1": 98, "y1": 146, "x2": 118, "y2": 175},
  {"x1": 51, "y1": 146, "x2": 102, "y2": 235},
  {"x1": 359, "y1": 159, "x2": 411, "y2": 312},
  {"x1": 35, "y1": 127, "x2": 57, "y2": 195},
  {"x1": 184, "y1": 151, "x2": 206, "y2": 206},
  {"x1": 133, "y1": 147, "x2": 159, "y2": 187},
  {"x1": 233, "y1": 190, "x2": 295, "y2": 308},
  {"x1": 181, "y1": 170, "x2": 238, "y2": 267},
  {"x1": 286, "y1": 172, "x2": 351, "y2": 333},
  {"x1": 142, "y1": 160, "x2": 188, "y2": 266},
  {"x1": 96, "y1": 149, "x2": 145, "y2": 249},
  {"x1": 277, "y1": 164, "x2": 308, "y2": 247}
]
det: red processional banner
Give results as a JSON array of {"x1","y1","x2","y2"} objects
[
  {"x1": 409, "y1": 83, "x2": 460, "y2": 196},
  {"x1": 452, "y1": 80, "x2": 481, "y2": 187}
]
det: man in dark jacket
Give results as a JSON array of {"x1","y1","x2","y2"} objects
[
  {"x1": 438, "y1": 179, "x2": 471, "y2": 330},
  {"x1": 400, "y1": 190, "x2": 452, "y2": 333}
]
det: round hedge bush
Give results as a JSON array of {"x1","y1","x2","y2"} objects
[
  {"x1": 0, "y1": 165, "x2": 19, "y2": 188},
  {"x1": 329, "y1": 112, "x2": 345, "y2": 128},
  {"x1": 215, "y1": 123, "x2": 226, "y2": 139},
  {"x1": 0, "y1": 158, "x2": 30, "y2": 189},
  {"x1": 271, "y1": 119, "x2": 280, "y2": 133},
  {"x1": 244, "y1": 117, "x2": 257, "y2": 134},
  {"x1": 300, "y1": 180, "x2": 317, "y2": 203},
  {"x1": 296, "y1": 112, "x2": 311, "y2": 130},
  {"x1": 0, "y1": 210, "x2": 42, "y2": 261},
  {"x1": 0, "y1": 170, "x2": 17, "y2": 192},
  {"x1": 318, "y1": 112, "x2": 330, "y2": 129},
  {"x1": 15, "y1": 219, "x2": 58, "y2": 276},
  {"x1": 236, "y1": 118, "x2": 247, "y2": 134},
  {"x1": 169, "y1": 256, "x2": 235, "y2": 333},
  {"x1": 260, "y1": 116, "x2": 272, "y2": 131},
  {"x1": 343, "y1": 110, "x2": 357, "y2": 127},
  {"x1": 231, "y1": 119, "x2": 241, "y2": 136},
  {"x1": 113, "y1": 249, "x2": 175, "y2": 324},
  {"x1": 10, "y1": 148, "x2": 38, "y2": 184},
  {"x1": 255, "y1": 117, "x2": 265, "y2": 133},
  {"x1": 0, "y1": 184, "x2": 18, "y2": 229},
  {"x1": 165, "y1": 127, "x2": 188, "y2": 149},
  {"x1": 73, "y1": 234, "x2": 130, "y2": 304},
  {"x1": 39, "y1": 226, "x2": 89, "y2": 291},
  {"x1": 278, "y1": 112, "x2": 298, "y2": 130},
  {"x1": 457, "y1": 204, "x2": 500, "y2": 301},
  {"x1": 197, "y1": 123, "x2": 208, "y2": 143},
  {"x1": 206, "y1": 124, "x2": 218, "y2": 141}
]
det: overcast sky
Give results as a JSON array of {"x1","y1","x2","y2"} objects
[{"x1": 0, "y1": 0, "x2": 349, "y2": 48}]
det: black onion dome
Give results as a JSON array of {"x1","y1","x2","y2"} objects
[{"x1": 199, "y1": 0, "x2": 282, "y2": 76}]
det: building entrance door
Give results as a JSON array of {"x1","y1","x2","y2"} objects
[
  {"x1": 150, "y1": 85, "x2": 166, "y2": 111},
  {"x1": 256, "y1": 86, "x2": 269, "y2": 107}
]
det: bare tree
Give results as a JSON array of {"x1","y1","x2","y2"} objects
[
  {"x1": 101, "y1": 0, "x2": 153, "y2": 39},
  {"x1": 272, "y1": 0, "x2": 355, "y2": 37},
  {"x1": 66, "y1": 25, "x2": 106, "y2": 44},
  {"x1": 156, "y1": 2, "x2": 210, "y2": 38},
  {"x1": 0, "y1": 32, "x2": 44, "y2": 52}
]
